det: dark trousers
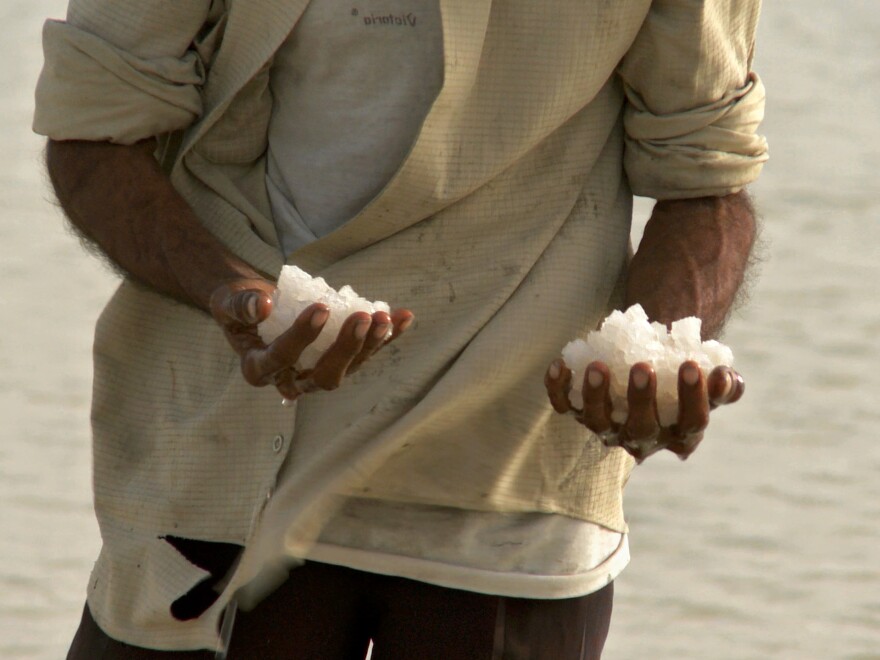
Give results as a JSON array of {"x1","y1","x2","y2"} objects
[{"x1": 68, "y1": 562, "x2": 613, "y2": 659}]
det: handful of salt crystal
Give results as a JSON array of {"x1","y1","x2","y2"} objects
[
  {"x1": 561, "y1": 305, "x2": 734, "y2": 427},
  {"x1": 258, "y1": 265, "x2": 392, "y2": 370}
]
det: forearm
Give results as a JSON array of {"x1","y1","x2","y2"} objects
[
  {"x1": 46, "y1": 138, "x2": 265, "y2": 310},
  {"x1": 626, "y1": 190, "x2": 757, "y2": 339}
]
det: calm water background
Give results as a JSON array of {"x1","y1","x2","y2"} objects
[{"x1": 2, "y1": 2, "x2": 879, "y2": 658}]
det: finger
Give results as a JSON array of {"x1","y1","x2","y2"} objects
[
  {"x1": 240, "y1": 304, "x2": 328, "y2": 386},
  {"x1": 581, "y1": 361, "x2": 615, "y2": 436},
  {"x1": 673, "y1": 362, "x2": 709, "y2": 436},
  {"x1": 291, "y1": 369, "x2": 321, "y2": 397},
  {"x1": 544, "y1": 359, "x2": 574, "y2": 415},
  {"x1": 621, "y1": 362, "x2": 659, "y2": 440},
  {"x1": 221, "y1": 323, "x2": 267, "y2": 360},
  {"x1": 214, "y1": 289, "x2": 274, "y2": 327},
  {"x1": 665, "y1": 361, "x2": 709, "y2": 460},
  {"x1": 310, "y1": 312, "x2": 372, "y2": 390},
  {"x1": 620, "y1": 362, "x2": 662, "y2": 462},
  {"x1": 387, "y1": 309, "x2": 415, "y2": 343},
  {"x1": 665, "y1": 429, "x2": 704, "y2": 461},
  {"x1": 273, "y1": 367, "x2": 305, "y2": 401},
  {"x1": 707, "y1": 366, "x2": 745, "y2": 409},
  {"x1": 347, "y1": 311, "x2": 392, "y2": 373}
]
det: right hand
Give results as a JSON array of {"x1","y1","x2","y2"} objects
[{"x1": 209, "y1": 278, "x2": 414, "y2": 402}]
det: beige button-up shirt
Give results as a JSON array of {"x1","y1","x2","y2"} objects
[{"x1": 34, "y1": 0, "x2": 767, "y2": 650}]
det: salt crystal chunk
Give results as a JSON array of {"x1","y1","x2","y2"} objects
[
  {"x1": 670, "y1": 317, "x2": 702, "y2": 352},
  {"x1": 561, "y1": 304, "x2": 735, "y2": 427},
  {"x1": 258, "y1": 265, "x2": 392, "y2": 370}
]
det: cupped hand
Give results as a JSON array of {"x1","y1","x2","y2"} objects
[
  {"x1": 544, "y1": 359, "x2": 744, "y2": 463},
  {"x1": 210, "y1": 279, "x2": 414, "y2": 403}
]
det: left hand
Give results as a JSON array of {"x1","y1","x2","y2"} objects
[{"x1": 545, "y1": 358, "x2": 744, "y2": 462}]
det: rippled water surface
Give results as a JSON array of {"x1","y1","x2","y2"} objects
[{"x1": 2, "y1": 2, "x2": 879, "y2": 658}]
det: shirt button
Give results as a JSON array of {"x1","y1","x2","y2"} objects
[{"x1": 272, "y1": 435, "x2": 284, "y2": 453}]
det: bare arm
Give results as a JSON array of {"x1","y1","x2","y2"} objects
[
  {"x1": 46, "y1": 138, "x2": 263, "y2": 309},
  {"x1": 626, "y1": 190, "x2": 757, "y2": 339},
  {"x1": 46, "y1": 138, "x2": 413, "y2": 399}
]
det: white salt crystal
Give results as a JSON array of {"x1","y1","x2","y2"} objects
[
  {"x1": 258, "y1": 265, "x2": 392, "y2": 370},
  {"x1": 561, "y1": 304, "x2": 735, "y2": 427}
]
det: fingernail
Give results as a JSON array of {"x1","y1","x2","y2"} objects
[
  {"x1": 354, "y1": 319, "x2": 371, "y2": 340},
  {"x1": 632, "y1": 370, "x2": 649, "y2": 390},
  {"x1": 311, "y1": 309, "x2": 329, "y2": 329},
  {"x1": 246, "y1": 294, "x2": 258, "y2": 322},
  {"x1": 548, "y1": 361, "x2": 561, "y2": 380},
  {"x1": 374, "y1": 323, "x2": 390, "y2": 339},
  {"x1": 683, "y1": 364, "x2": 700, "y2": 386},
  {"x1": 587, "y1": 368, "x2": 604, "y2": 389},
  {"x1": 399, "y1": 317, "x2": 414, "y2": 333},
  {"x1": 729, "y1": 372, "x2": 745, "y2": 403},
  {"x1": 719, "y1": 371, "x2": 734, "y2": 399}
]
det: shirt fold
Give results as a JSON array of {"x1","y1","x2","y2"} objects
[
  {"x1": 618, "y1": 0, "x2": 768, "y2": 198},
  {"x1": 623, "y1": 72, "x2": 768, "y2": 198},
  {"x1": 34, "y1": 20, "x2": 205, "y2": 144}
]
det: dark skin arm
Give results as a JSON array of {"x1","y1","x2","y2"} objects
[
  {"x1": 545, "y1": 190, "x2": 755, "y2": 461},
  {"x1": 46, "y1": 138, "x2": 413, "y2": 400},
  {"x1": 626, "y1": 192, "x2": 757, "y2": 339}
]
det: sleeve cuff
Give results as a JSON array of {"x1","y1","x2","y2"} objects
[
  {"x1": 33, "y1": 20, "x2": 205, "y2": 145},
  {"x1": 623, "y1": 73, "x2": 769, "y2": 199}
]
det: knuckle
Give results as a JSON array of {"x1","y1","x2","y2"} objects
[
  {"x1": 276, "y1": 385, "x2": 295, "y2": 399},
  {"x1": 230, "y1": 294, "x2": 244, "y2": 319},
  {"x1": 695, "y1": 414, "x2": 709, "y2": 432},
  {"x1": 626, "y1": 415, "x2": 658, "y2": 439},
  {"x1": 682, "y1": 408, "x2": 710, "y2": 434},
  {"x1": 240, "y1": 358, "x2": 258, "y2": 382},
  {"x1": 230, "y1": 293, "x2": 252, "y2": 323},
  {"x1": 550, "y1": 398, "x2": 570, "y2": 415},
  {"x1": 242, "y1": 368, "x2": 266, "y2": 387},
  {"x1": 310, "y1": 370, "x2": 340, "y2": 391},
  {"x1": 581, "y1": 401, "x2": 604, "y2": 418}
]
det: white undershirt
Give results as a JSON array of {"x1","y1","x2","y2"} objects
[
  {"x1": 266, "y1": 0, "x2": 628, "y2": 598},
  {"x1": 308, "y1": 498, "x2": 629, "y2": 599},
  {"x1": 266, "y1": 0, "x2": 444, "y2": 256}
]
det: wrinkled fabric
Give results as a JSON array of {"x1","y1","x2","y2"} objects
[
  {"x1": 623, "y1": 73, "x2": 767, "y2": 198},
  {"x1": 34, "y1": 21, "x2": 205, "y2": 143}
]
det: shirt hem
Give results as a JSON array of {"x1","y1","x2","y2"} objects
[{"x1": 305, "y1": 534, "x2": 630, "y2": 600}]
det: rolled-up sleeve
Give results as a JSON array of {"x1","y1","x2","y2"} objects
[
  {"x1": 33, "y1": 0, "x2": 212, "y2": 144},
  {"x1": 618, "y1": 0, "x2": 769, "y2": 199}
]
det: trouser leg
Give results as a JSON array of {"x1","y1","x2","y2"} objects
[
  {"x1": 67, "y1": 564, "x2": 613, "y2": 660},
  {"x1": 66, "y1": 563, "x2": 374, "y2": 660},
  {"x1": 496, "y1": 582, "x2": 614, "y2": 660},
  {"x1": 225, "y1": 562, "x2": 374, "y2": 659},
  {"x1": 369, "y1": 574, "x2": 498, "y2": 659},
  {"x1": 66, "y1": 605, "x2": 213, "y2": 660},
  {"x1": 370, "y1": 575, "x2": 613, "y2": 660}
]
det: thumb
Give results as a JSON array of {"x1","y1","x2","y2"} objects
[{"x1": 214, "y1": 289, "x2": 274, "y2": 326}]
